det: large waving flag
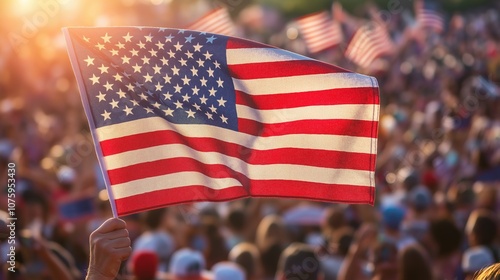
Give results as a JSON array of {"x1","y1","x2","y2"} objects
[
  {"x1": 296, "y1": 11, "x2": 344, "y2": 54},
  {"x1": 188, "y1": 8, "x2": 237, "y2": 36},
  {"x1": 64, "y1": 27, "x2": 380, "y2": 216},
  {"x1": 345, "y1": 22, "x2": 394, "y2": 68}
]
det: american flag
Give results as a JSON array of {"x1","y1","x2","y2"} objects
[
  {"x1": 415, "y1": 0, "x2": 444, "y2": 33},
  {"x1": 345, "y1": 22, "x2": 394, "y2": 68},
  {"x1": 296, "y1": 11, "x2": 344, "y2": 53},
  {"x1": 188, "y1": 8, "x2": 237, "y2": 36},
  {"x1": 64, "y1": 27, "x2": 380, "y2": 216}
]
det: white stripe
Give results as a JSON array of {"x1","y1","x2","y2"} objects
[
  {"x1": 112, "y1": 171, "x2": 242, "y2": 199},
  {"x1": 226, "y1": 48, "x2": 312, "y2": 64},
  {"x1": 236, "y1": 104, "x2": 376, "y2": 122},
  {"x1": 95, "y1": 117, "x2": 377, "y2": 154},
  {"x1": 233, "y1": 73, "x2": 376, "y2": 95}
]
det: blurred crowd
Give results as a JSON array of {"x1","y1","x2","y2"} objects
[{"x1": 0, "y1": 0, "x2": 500, "y2": 279}]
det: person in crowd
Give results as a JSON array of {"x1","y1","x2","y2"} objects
[
  {"x1": 212, "y1": 262, "x2": 246, "y2": 280},
  {"x1": 473, "y1": 263, "x2": 500, "y2": 280},
  {"x1": 228, "y1": 242, "x2": 262, "y2": 280},
  {"x1": 397, "y1": 244, "x2": 434, "y2": 280},
  {"x1": 168, "y1": 248, "x2": 208, "y2": 280},
  {"x1": 428, "y1": 218, "x2": 463, "y2": 280},
  {"x1": 275, "y1": 243, "x2": 323, "y2": 280}
]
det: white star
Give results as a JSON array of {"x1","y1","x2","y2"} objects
[
  {"x1": 193, "y1": 43, "x2": 203, "y2": 52},
  {"x1": 208, "y1": 87, "x2": 217, "y2": 96},
  {"x1": 143, "y1": 73, "x2": 153, "y2": 82},
  {"x1": 141, "y1": 56, "x2": 150, "y2": 65},
  {"x1": 116, "y1": 89, "x2": 127, "y2": 98},
  {"x1": 125, "y1": 83, "x2": 135, "y2": 91},
  {"x1": 178, "y1": 29, "x2": 186, "y2": 34},
  {"x1": 144, "y1": 107, "x2": 154, "y2": 114},
  {"x1": 206, "y1": 67, "x2": 214, "y2": 77},
  {"x1": 185, "y1": 50, "x2": 194, "y2": 59},
  {"x1": 152, "y1": 64, "x2": 162, "y2": 74},
  {"x1": 109, "y1": 99, "x2": 119, "y2": 109},
  {"x1": 174, "y1": 42, "x2": 183, "y2": 51},
  {"x1": 193, "y1": 103, "x2": 201, "y2": 111},
  {"x1": 182, "y1": 94, "x2": 191, "y2": 102},
  {"x1": 185, "y1": 34, "x2": 195, "y2": 43},
  {"x1": 174, "y1": 100, "x2": 183, "y2": 109},
  {"x1": 199, "y1": 95, "x2": 208, "y2": 104},
  {"x1": 96, "y1": 91, "x2": 106, "y2": 102},
  {"x1": 167, "y1": 50, "x2": 176, "y2": 58},
  {"x1": 115, "y1": 42, "x2": 125, "y2": 49},
  {"x1": 121, "y1": 55, "x2": 131, "y2": 64},
  {"x1": 179, "y1": 58, "x2": 187, "y2": 66},
  {"x1": 101, "y1": 33, "x2": 112, "y2": 43},
  {"x1": 123, "y1": 106, "x2": 133, "y2": 115},
  {"x1": 84, "y1": 56, "x2": 94, "y2": 66},
  {"x1": 206, "y1": 35, "x2": 216, "y2": 43},
  {"x1": 205, "y1": 112, "x2": 213, "y2": 120},
  {"x1": 200, "y1": 77, "x2": 208, "y2": 87},
  {"x1": 132, "y1": 64, "x2": 142, "y2": 73},
  {"x1": 110, "y1": 49, "x2": 119, "y2": 56},
  {"x1": 113, "y1": 73, "x2": 123, "y2": 82},
  {"x1": 163, "y1": 74, "x2": 172, "y2": 83},
  {"x1": 213, "y1": 61, "x2": 221, "y2": 68},
  {"x1": 163, "y1": 92, "x2": 173, "y2": 100},
  {"x1": 144, "y1": 33, "x2": 153, "y2": 42},
  {"x1": 137, "y1": 41, "x2": 146, "y2": 49},
  {"x1": 174, "y1": 84, "x2": 182, "y2": 93},
  {"x1": 89, "y1": 74, "x2": 100, "y2": 85},
  {"x1": 216, "y1": 77, "x2": 224, "y2": 88},
  {"x1": 156, "y1": 41, "x2": 165, "y2": 50},
  {"x1": 152, "y1": 102, "x2": 161, "y2": 109},
  {"x1": 196, "y1": 59, "x2": 205, "y2": 67},
  {"x1": 138, "y1": 93, "x2": 148, "y2": 100},
  {"x1": 95, "y1": 43, "x2": 105, "y2": 50},
  {"x1": 220, "y1": 114, "x2": 228, "y2": 124},
  {"x1": 203, "y1": 51, "x2": 213, "y2": 60},
  {"x1": 217, "y1": 97, "x2": 227, "y2": 107},
  {"x1": 155, "y1": 82, "x2": 163, "y2": 91},
  {"x1": 148, "y1": 49, "x2": 158, "y2": 57},
  {"x1": 209, "y1": 104, "x2": 217, "y2": 113},
  {"x1": 163, "y1": 108, "x2": 174, "y2": 116},
  {"x1": 130, "y1": 99, "x2": 139, "y2": 106},
  {"x1": 186, "y1": 109, "x2": 196, "y2": 118},
  {"x1": 181, "y1": 75, "x2": 191, "y2": 85},
  {"x1": 172, "y1": 66, "x2": 180, "y2": 75},
  {"x1": 130, "y1": 49, "x2": 139, "y2": 56},
  {"x1": 98, "y1": 64, "x2": 109, "y2": 74},
  {"x1": 165, "y1": 34, "x2": 174, "y2": 42},
  {"x1": 83, "y1": 36, "x2": 90, "y2": 42},
  {"x1": 101, "y1": 110, "x2": 111, "y2": 120},
  {"x1": 190, "y1": 67, "x2": 198, "y2": 76},
  {"x1": 192, "y1": 86, "x2": 200, "y2": 95},
  {"x1": 160, "y1": 57, "x2": 169, "y2": 65},
  {"x1": 123, "y1": 32, "x2": 133, "y2": 42},
  {"x1": 103, "y1": 81, "x2": 113, "y2": 91}
]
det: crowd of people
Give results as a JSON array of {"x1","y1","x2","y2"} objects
[{"x1": 0, "y1": 0, "x2": 499, "y2": 279}]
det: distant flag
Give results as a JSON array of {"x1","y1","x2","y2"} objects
[
  {"x1": 415, "y1": 0, "x2": 444, "y2": 33},
  {"x1": 296, "y1": 11, "x2": 344, "y2": 53},
  {"x1": 188, "y1": 8, "x2": 237, "y2": 36},
  {"x1": 64, "y1": 27, "x2": 380, "y2": 216},
  {"x1": 345, "y1": 22, "x2": 394, "y2": 68}
]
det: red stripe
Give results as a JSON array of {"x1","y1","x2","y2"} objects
[
  {"x1": 115, "y1": 186, "x2": 249, "y2": 216},
  {"x1": 228, "y1": 60, "x2": 349, "y2": 79},
  {"x1": 235, "y1": 87, "x2": 377, "y2": 109},
  {"x1": 227, "y1": 37, "x2": 274, "y2": 49},
  {"x1": 237, "y1": 118, "x2": 378, "y2": 138},
  {"x1": 114, "y1": 181, "x2": 374, "y2": 216},
  {"x1": 102, "y1": 130, "x2": 374, "y2": 169}
]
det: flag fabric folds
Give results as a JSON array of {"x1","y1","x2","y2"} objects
[
  {"x1": 188, "y1": 8, "x2": 237, "y2": 36},
  {"x1": 64, "y1": 27, "x2": 380, "y2": 216},
  {"x1": 345, "y1": 22, "x2": 394, "y2": 68},
  {"x1": 296, "y1": 11, "x2": 344, "y2": 54}
]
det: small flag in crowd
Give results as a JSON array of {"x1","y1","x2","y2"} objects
[
  {"x1": 64, "y1": 27, "x2": 380, "y2": 216},
  {"x1": 188, "y1": 8, "x2": 237, "y2": 36},
  {"x1": 415, "y1": 0, "x2": 444, "y2": 33},
  {"x1": 296, "y1": 11, "x2": 344, "y2": 53},
  {"x1": 345, "y1": 22, "x2": 394, "y2": 68}
]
